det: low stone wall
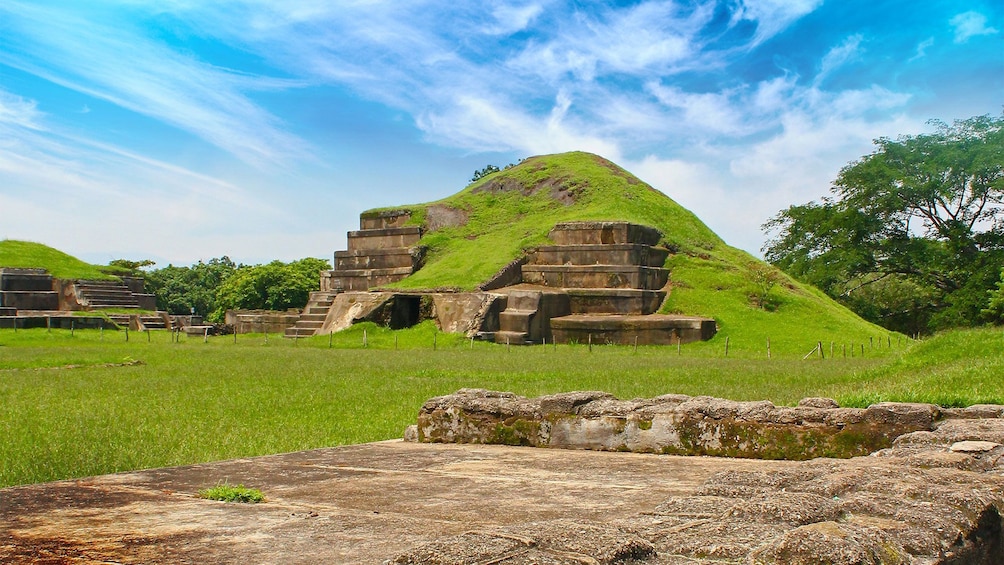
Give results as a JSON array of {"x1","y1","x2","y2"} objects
[
  {"x1": 409, "y1": 389, "x2": 1003, "y2": 460},
  {"x1": 225, "y1": 309, "x2": 300, "y2": 334}
]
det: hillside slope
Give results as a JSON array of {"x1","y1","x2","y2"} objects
[
  {"x1": 367, "y1": 151, "x2": 896, "y2": 355},
  {"x1": 0, "y1": 240, "x2": 113, "y2": 280}
]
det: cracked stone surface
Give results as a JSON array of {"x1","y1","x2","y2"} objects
[{"x1": 3, "y1": 395, "x2": 1003, "y2": 564}]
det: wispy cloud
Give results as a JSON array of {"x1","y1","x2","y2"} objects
[
  {"x1": 950, "y1": 11, "x2": 999, "y2": 43},
  {"x1": 0, "y1": 1, "x2": 308, "y2": 166},
  {"x1": 816, "y1": 34, "x2": 864, "y2": 84},
  {"x1": 485, "y1": 2, "x2": 545, "y2": 35},
  {"x1": 909, "y1": 37, "x2": 935, "y2": 62},
  {"x1": 732, "y1": 0, "x2": 824, "y2": 47},
  {"x1": 0, "y1": 89, "x2": 44, "y2": 130}
]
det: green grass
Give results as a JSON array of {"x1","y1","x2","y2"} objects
[
  {"x1": 199, "y1": 483, "x2": 265, "y2": 503},
  {"x1": 1, "y1": 324, "x2": 1000, "y2": 488},
  {"x1": 364, "y1": 151, "x2": 893, "y2": 353},
  {"x1": 0, "y1": 239, "x2": 115, "y2": 280}
]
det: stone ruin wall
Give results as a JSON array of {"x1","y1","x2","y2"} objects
[{"x1": 408, "y1": 388, "x2": 1004, "y2": 460}]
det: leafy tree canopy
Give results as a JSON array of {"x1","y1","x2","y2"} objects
[
  {"x1": 144, "y1": 257, "x2": 238, "y2": 318},
  {"x1": 764, "y1": 114, "x2": 1004, "y2": 334},
  {"x1": 211, "y1": 258, "x2": 330, "y2": 321}
]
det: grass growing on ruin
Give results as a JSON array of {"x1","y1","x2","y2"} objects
[
  {"x1": 0, "y1": 239, "x2": 115, "y2": 280},
  {"x1": 1, "y1": 324, "x2": 1000, "y2": 488}
]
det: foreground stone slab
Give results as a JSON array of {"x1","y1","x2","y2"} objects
[
  {"x1": 4, "y1": 429, "x2": 1004, "y2": 564},
  {"x1": 1, "y1": 441, "x2": 796, "y2": 564}
]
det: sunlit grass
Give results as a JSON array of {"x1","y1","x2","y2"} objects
[{"x1": 0, "y1": 324, "x2": 1000, "y2": 488}]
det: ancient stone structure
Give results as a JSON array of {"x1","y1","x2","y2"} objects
[
  {"x1": 225, "y1": 309, "x2": 301, "y2": 334},
  {"x1": 0, "y1": 268, "x2": 58, "y2": 310},
  {"x1": 395, "y1": 389, "x2": 1004, "y2": 563},
  {"x1": 0, "y1": 267, "x2": 165, "y2": 330},
  {"x1": 284, "y1": 214, "x2": 716, "y2": 345},
  {"x1": 325, "y1": 210, "x2": 424, "y2": 293}
]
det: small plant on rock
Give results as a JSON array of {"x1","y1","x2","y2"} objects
[{"x1": 198, "y1": 482, "x2": 264, "y2": 503}]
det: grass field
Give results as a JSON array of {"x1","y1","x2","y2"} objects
[{"x1": 1, "y1": 323, "x2": 1001, "y2": 488}]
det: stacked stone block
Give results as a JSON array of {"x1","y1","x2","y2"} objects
[
  {"x1": 495, "y1": 221, "x2": 715, "y2": 345},
  {"x1": 0, "y1": 268, "x2": 58, "y2": 311},
  {"x1": 287, "y1": 211, "x2": 425, "y2": 337},
  {"x1": 323, "y1": 212, "x2": 423, "y2": 293}
]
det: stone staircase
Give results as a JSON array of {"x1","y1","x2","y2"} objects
[
  {"x1": 74, "y1": 280, "x2": 142, "y2": 309},
  {"x1": 493, "y1": 289, "x2": 570, "y2": 345},
  {"x1": 105, "y1": 313, "x2": 170, "y2": 331},
  {"x1": 284, "y1": 290, "x2": 340, "y2": 338},
  {"x1": 492, "y1": 221, "x2": 714, "y2": 345},
  {"x1": 323, "y1": 211, "x2": 424, "y2": 292},
  {"x1": 285, "y1": 210, "x2": 425, "y2": 337}
]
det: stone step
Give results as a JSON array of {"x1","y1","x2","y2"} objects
[
  {"x1": 548, "y1": 222, "x2": 662, "y2": 246},
  {"x1": 75, "y1": 279, "x2": 126, "y2": 287},
  {"x1": 79, "y1": 289, "x2": 135, "y2": 299},
  {"x1": 0, "y1": 270, "x2": 53, "y2": 291},
  {"x1": 305, "y1": 306, "x2": 330, "y2": 315},
  {"x1": 499, "y1": 310, "x2": 535, "y2": 333},
  {"x1": 550, "y1": 314, "x2": 717, "y2": 345},
  {"x1": 359, "y1": 210, "x2": 412, "y2": 230},
  {"x1": 88, "y1": 298, "x2": 142, "y2": 307},
  {"x1": 530, "y1": 244, "x2": 669, "y2": 268},
  {"x1": 522, "y1": 265, "x2": 668, "y2": 290},
  {"x1": 139, "y1": 317, "x2": 168, "y2": 329},
  {"x1": 284, "y1": 327, "x2": 317, "y2": 338},
  {"x1": 566, "y1": 288, "x2": 666, "y2": 315},
  {"x1": 298, "y1": 314, "x2": 327, "y2": 323},
  {"x1": 328, "y1": 267, "x2": 414, "y2": 292},
  {"x1": 493, "y1": 330, "x2": 531, "y2": 345},
  {"x1": 335, "y1": 248, "x2": 419, "y2": 270},
  {"x1": 505, "y1": 290, "x2": 542, "y2": 311},
  {"x1": 346, "y1": 226, "x2": 422, "y2": 252},
  {"x1": 0, "y1": 290, "x2": 59, "y2": 310}
]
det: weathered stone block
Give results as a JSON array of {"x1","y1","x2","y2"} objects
[
  {"x1": 530, "y1": 243, "x2": 669, "y2": 267},
  {"x1": 346, "y1": 226, "x2": 422, "y2": 251},
  {"x1": 522, "y1": 264, "x2": 668, "y2": 290},
  {"x1": 412, "y1": 390, "x2": 993, "y2": 461},
  {"x1": 548, "y1": 221, "x2": 662, "y2": 246},
  {"x1": 359, "y1": 209, "x2": 411, "y2": 230}
]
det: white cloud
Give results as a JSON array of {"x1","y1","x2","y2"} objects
[
  {"x1": 486, "y1": 2, "x2": 544, "y2": 35},
  {"x1": 0, "y1": 2, "x2": 308, "y2": 166},
  {"x1": 646, "y1": 83, "x2": 746, "y2": 135},
  {"x1": 816, "y1": 34, "x2": 864, "y2": 84},
  {"x1": 0, "y1": 89, "x2": 43, "y2": 130},
  {"x1": 734, "y1": 0, "x2": 823, "y2": 46},
  {"x1": 950, "y1": 11, "x2": 999, "y2": 43},
  {"x1": 909, "y1": 37, "x2": 935, "y2": 62}
]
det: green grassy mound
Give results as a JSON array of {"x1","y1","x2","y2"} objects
[
  {"x1": 0, "y1": 240, "x2": 114, "y2": 280},
  {"x1": 367, "y1": 151, "x2": 893, "y2": 354}
]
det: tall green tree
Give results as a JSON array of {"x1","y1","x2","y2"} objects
[
  {"x1": 145, "y1": 257, "x2": 238, "y2": 317},
  {"x1": 211, "y1": 258, "x2": 330, "y2": 321},
  {"x1": 764, "y1": 114, "x2": 1004, "y2": 334}
]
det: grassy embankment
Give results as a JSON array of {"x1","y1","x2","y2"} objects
[
  {"x1": 1, "y1": 324, "x2": 1001, "y2": 488},
  {"x1": 0, "y1": 239, "x2": 115, "y2": 280}
]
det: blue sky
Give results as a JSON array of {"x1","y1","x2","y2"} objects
[{"x1": 1, "y1": 1, "x2": 1001, "y2": 267}]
